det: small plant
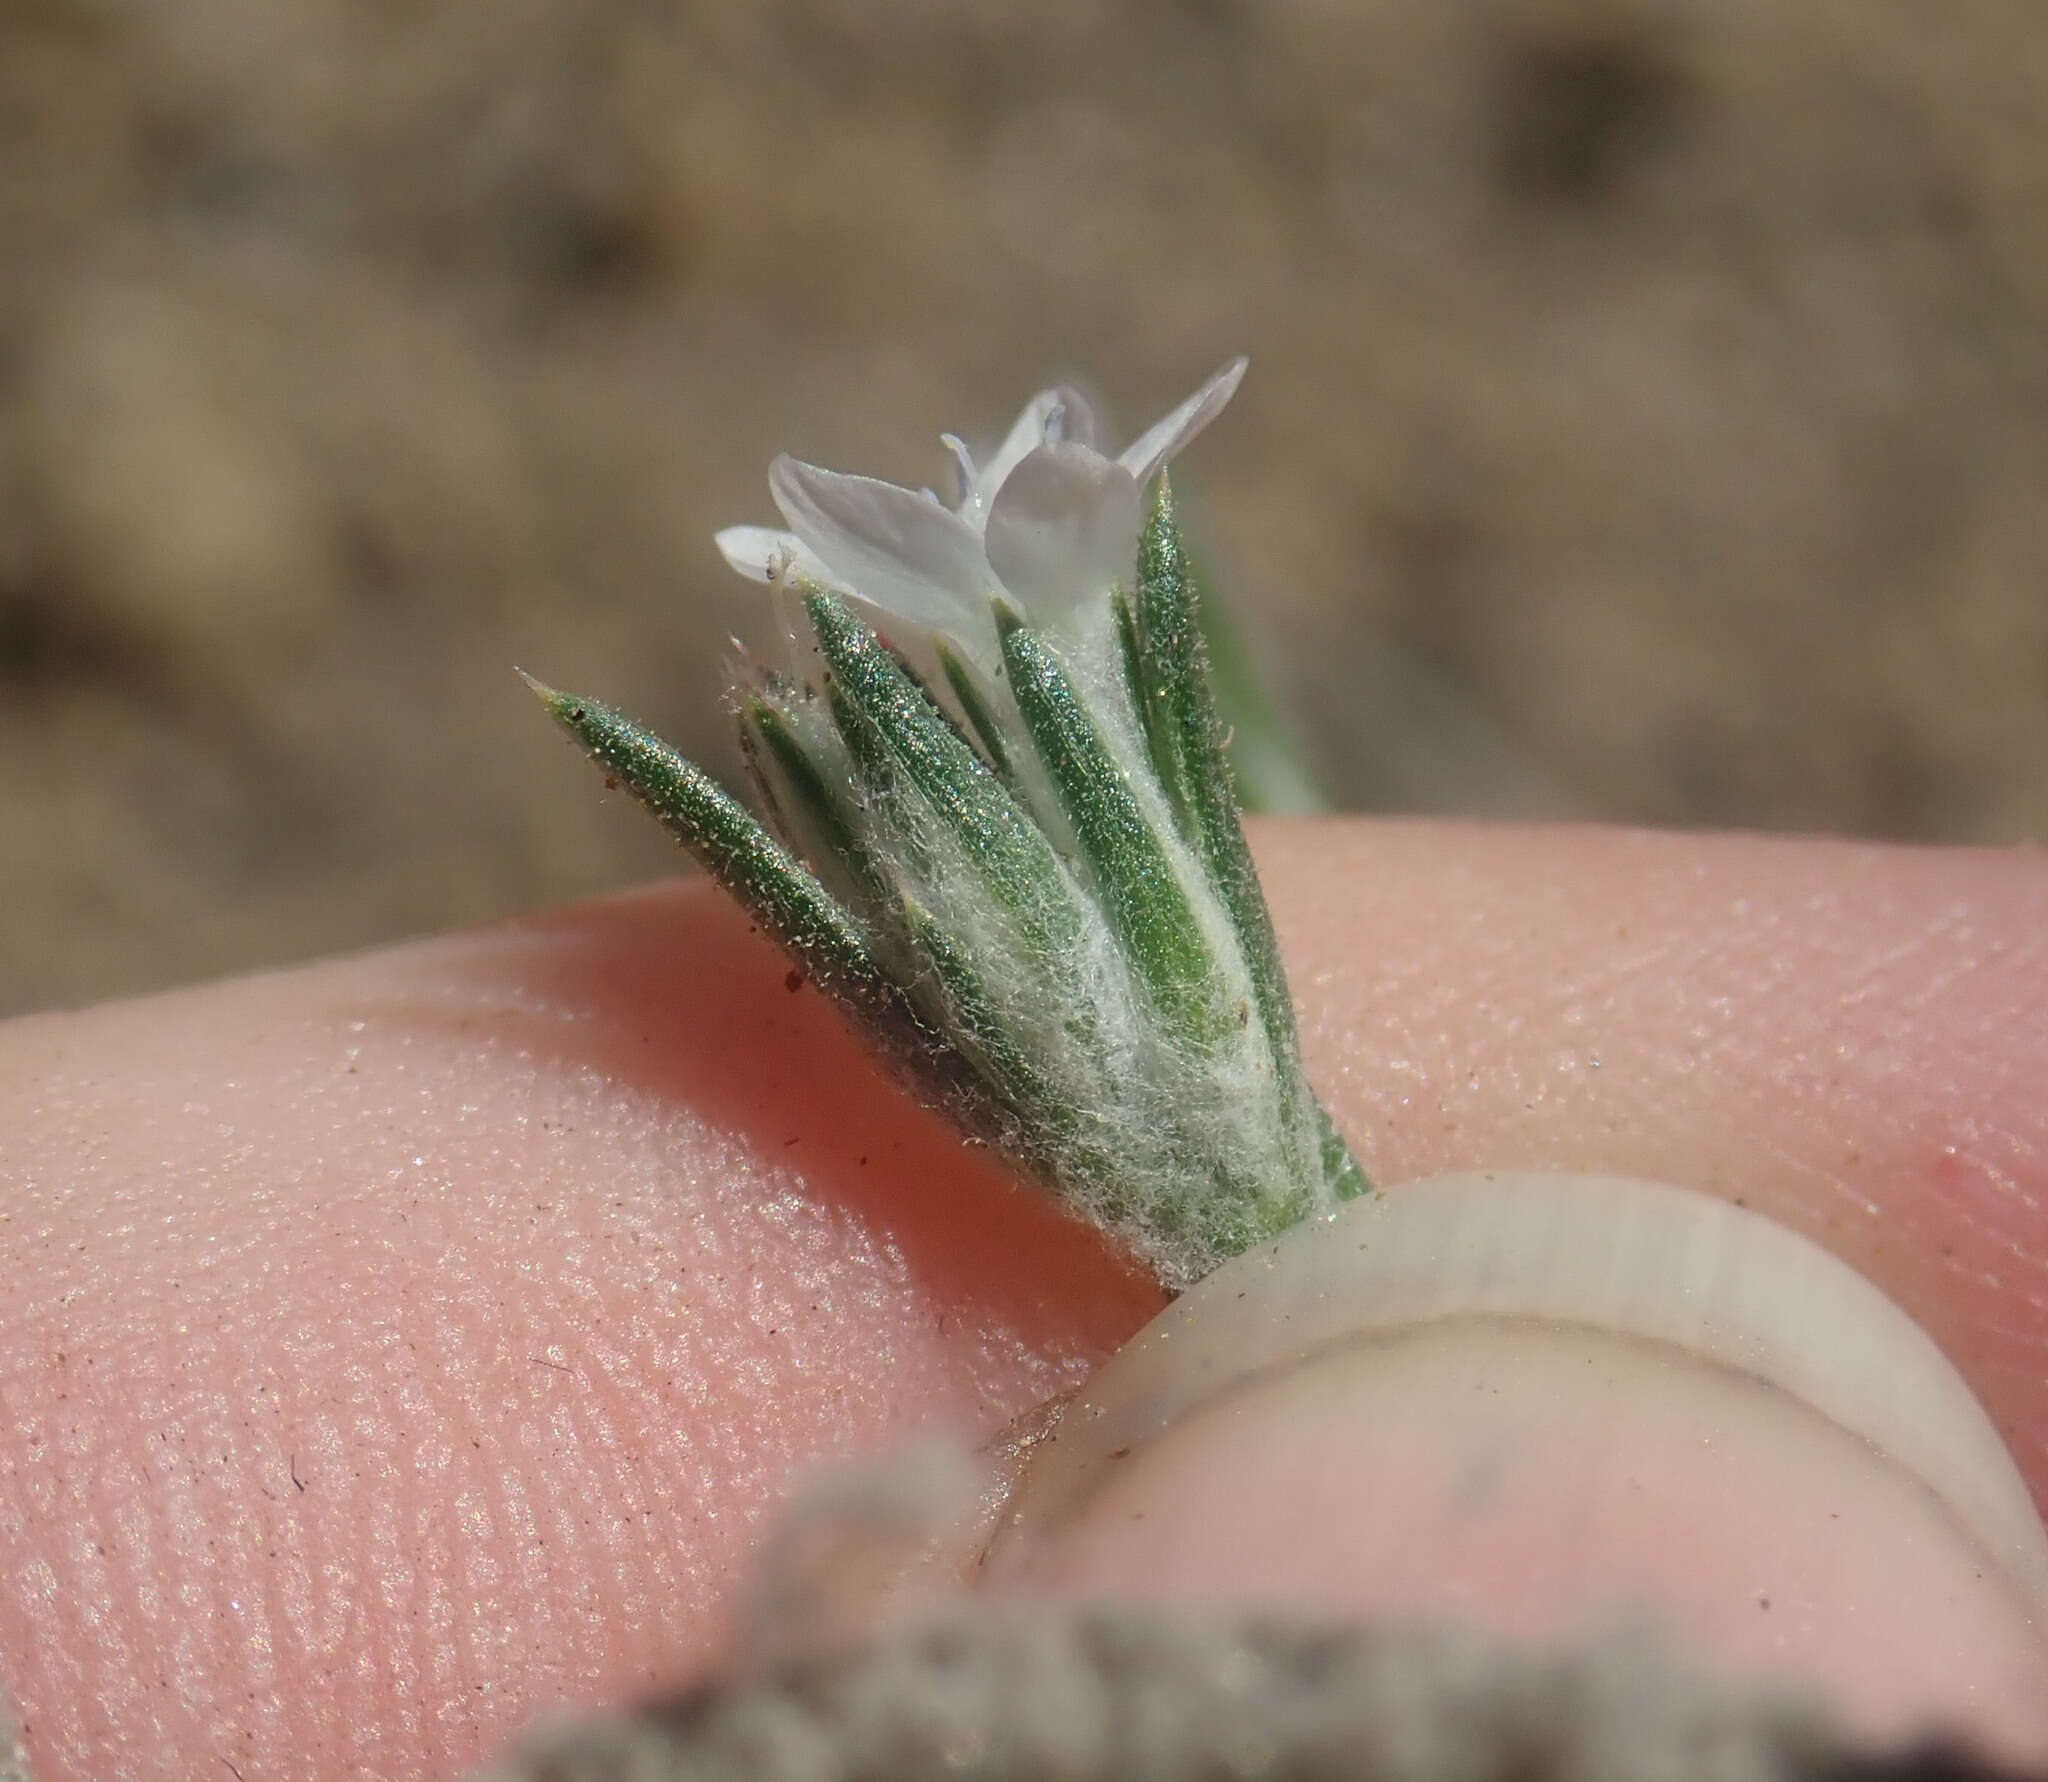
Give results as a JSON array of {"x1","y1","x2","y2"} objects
[{"x1": 531, "y1": 361, "x2": 1366, "y2": 1288}]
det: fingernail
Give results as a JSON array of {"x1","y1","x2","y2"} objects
[{"x1": 984, "y1": 1172, "x2": 2048, "y2": 1761}]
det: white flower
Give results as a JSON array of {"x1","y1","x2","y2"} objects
[
  {"x1": 715, "y1": 357, "x2": 1247, "y2": 671},
  {"x1": 542, "y1": 350, "x2": 1369, "y2": 1286}
]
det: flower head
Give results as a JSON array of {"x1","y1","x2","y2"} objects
[
  {"x1": 533, "y1": 357, "x2": 1364, "y2": 1288},
  {"x1": 714, "y1": 359, "x2": 1246, "y2": 674}
]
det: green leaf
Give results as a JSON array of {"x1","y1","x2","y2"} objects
[
  {"x1": 529, "y1": 675, "x2": 992, "y2": 1123},
  {"x1": 936, "y1": 640, "x2": 1012, "y2": 777},
  {"x1": 530, "y1": 677, "x2": 875, "y2": 985},
  {"x1": 900, "y1": 895, "x2": 1059, "y2": 1128},
  {"x1": 1131, "y1": 483, "x2": 1372, "y2": 1199},
  {"x1": 804, "y1": 587, "x2": 1082, "y2": 959},
  {"x1": 1131, "y1": 477, "x2": 1297, "y2": 1062},
  {"x1": 996, "y1": 602, "x2": 1227, "y2": 1045},
  {"x1": 902, "y1": 893, "x2": 1150, "y2": 1221},
  {"x1": 740, "y1": 693, "x2": 888, "y2": 914}
]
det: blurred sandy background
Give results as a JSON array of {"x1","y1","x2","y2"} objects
[{"x1": 2, "y1": 0, "x2": 2045, "y2": 1015}]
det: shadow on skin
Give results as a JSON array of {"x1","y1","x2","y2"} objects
[{"x1": 397, "y1": 881, "x2": 1165, "y2": 1344}]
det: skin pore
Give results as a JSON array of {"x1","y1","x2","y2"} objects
[{"x1": 0, "y1": 820, "x2": 2044, "y2": 1782}]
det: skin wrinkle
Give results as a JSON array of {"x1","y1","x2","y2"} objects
[
  {"x1": 1, "y1": 901, "x2": 1153, "y2": 1781},
  {"x1": 0, "y1": 819, "x2": 2041, "y2": 1780}
]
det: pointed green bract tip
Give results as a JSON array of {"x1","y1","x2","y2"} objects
[
  {"x1": 519, "y1": 669, "x2": 587, "y2": 730},
  {"x1": 1150, "y1": 468, "x2": 1177, "y2": 526}
]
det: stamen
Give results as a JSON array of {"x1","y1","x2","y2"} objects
[{"x1": 940, "y1": 433, "x2": 979, "y2": 511}]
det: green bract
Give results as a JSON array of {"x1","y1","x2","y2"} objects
[{"x1": 532, "y1": 366, "x2": 1367, "y2": 1287}]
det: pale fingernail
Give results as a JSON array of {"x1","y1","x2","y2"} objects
[{"x1": 985, "y1": 1172, "x2": 2048, "y2": 1762}]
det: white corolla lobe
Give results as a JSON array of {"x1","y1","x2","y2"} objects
[{"x1": 716, "y1": 358, "x2": 1245, "y2": 674}]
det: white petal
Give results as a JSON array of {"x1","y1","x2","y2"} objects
[
  {"x1": 714, "y1": 524, "x2": 831, "y2": 584},
  {"x1": 938, "y1": 433, "x2": 978, "y2": 508},
  {"x1": 966, "y1": 383, "x2": 1100, "y2": 522},
  {"x1": 1116, "y1": 355, "x2": 1248, "y2": 487},
  {"x1": 769, "y1": 455, "x2": 996, "y2": 641},
  {"x1": 984, "y1": 442, "x2": 1143, "y2": 628}
]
